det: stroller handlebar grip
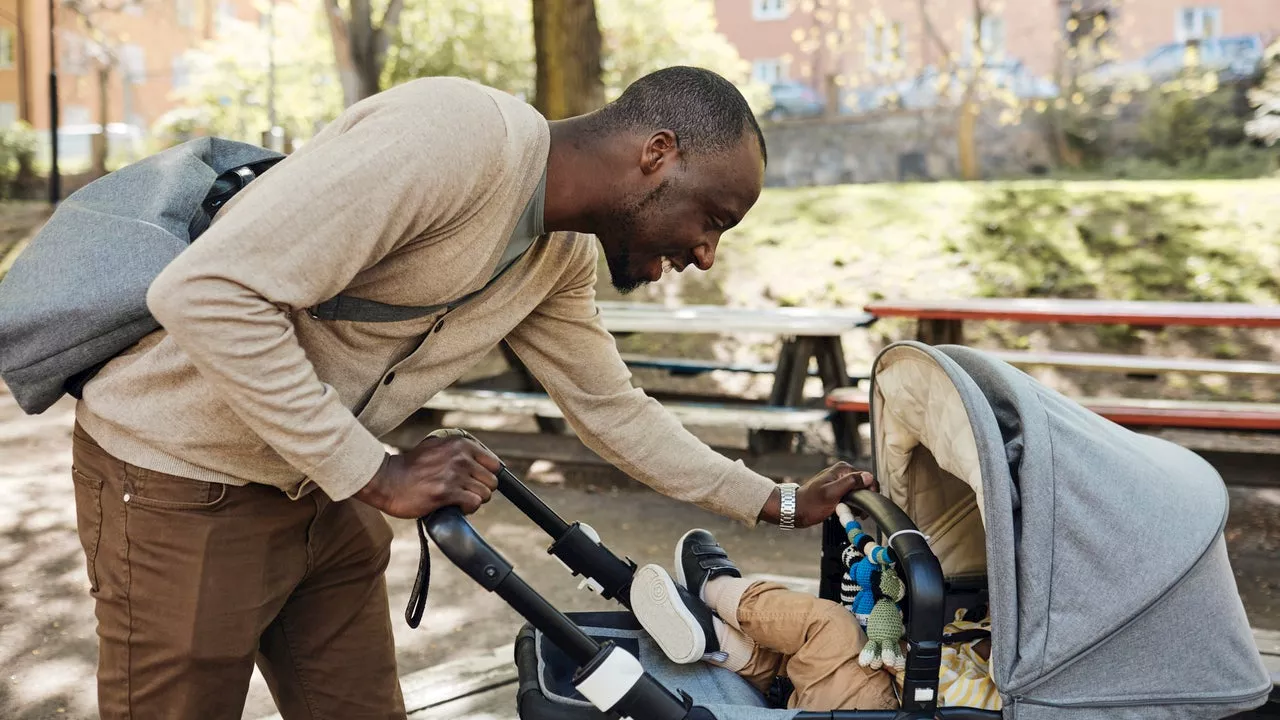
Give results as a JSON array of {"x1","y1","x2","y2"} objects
[
  {"x1": 423, "y1": 506, "x2": 515, "y2": 591},
  {"x1": 844, "y1": 489, "x2": 946, "y2": 712},
  {"x1": 425, "y1": 502, "x2": 692, "y2": 719}
]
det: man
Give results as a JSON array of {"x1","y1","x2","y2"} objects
[{"x1": 69, "y1": 66, "x2": 871, "y2": 718}]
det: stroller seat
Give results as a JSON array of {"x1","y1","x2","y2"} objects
[{"x1": 515, "y1": 612, "x2": 794, "y2": 720}]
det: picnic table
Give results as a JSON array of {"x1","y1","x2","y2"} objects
[
  {"x1": 603, "y1": 302, "x2": 873, "y2": 457},
  {"x1": 868, "y1": 298, "x2": 1280, "y2": 345},
  {"x1": 840, "y1": 297, "x2": 1280, "y2": 460},
  {"x1": 408, "y1": 302, "x2": 877, "y2": 475}
]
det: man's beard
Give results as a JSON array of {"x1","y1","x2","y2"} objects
[
  {"x1": 605, "y1": 236, "x2": 646, "y2": 295},
  {"x1": 600, "y1": 181, "x2": 668, "y2": 295}
]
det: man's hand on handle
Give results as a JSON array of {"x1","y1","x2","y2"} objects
[
  {"x1": 758, "y1": 462, "x2": 878, "y2": 529},
  {"x1": 354, "y1": 434, "x2": 502, "y2": 519}
]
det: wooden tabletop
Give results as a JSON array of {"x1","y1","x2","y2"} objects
[
  {"x1": 865, "y1": 298, "x2": 1280, "y2": 328},
  {"x1": 598, "y1": 301, "x2": 876, "y2": 336}
]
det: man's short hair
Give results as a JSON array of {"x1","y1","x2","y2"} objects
[{"x1": 590, "y1": 66, "x2": 767, "y2": 165}]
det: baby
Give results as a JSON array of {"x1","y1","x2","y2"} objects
[{"x1": 629, "y1": 528, "x2": 999, "y2": 712}]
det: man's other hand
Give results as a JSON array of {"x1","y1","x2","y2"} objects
[
  {"x1": 354, "y1": 434, "x2": 502, "y2": 518},
  {"x1": 760, "y1": 462, "x2": 878, "y2": 528}
]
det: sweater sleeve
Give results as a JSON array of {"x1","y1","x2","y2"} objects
[
  {"x1": 503, "y1": 238, "x2": 778, "y2": 526},
  {"x1": 146, "y1": 81, "x2": 505, "y2": 500}
]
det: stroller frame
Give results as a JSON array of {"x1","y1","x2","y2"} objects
[{"x1": 425, "y1": 461, "x2": 1003, "y2": 720}]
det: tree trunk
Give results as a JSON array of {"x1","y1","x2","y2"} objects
[
  {"x1": 93, "y1": 65, "x2": 110, "y2": 177},
  {"x1": 532, "y1": 0, "x2": 604, "y2": 120},
  {"x1": 325, "y1": 0, "x2": 404, "y2": 107},
  {"x1": 956, "y1": 0, "x2": 983, "y2": 181},
  {"x1": 957, "y1": 95, "x2": 979, "y2": 180},
  {"x1": 1049, "y1": 53, "x2": 1083, "y2": 168}
]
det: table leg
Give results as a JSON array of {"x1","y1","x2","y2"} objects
[
  {"x1": 917, "y1": 319, "x2": 964, "y2": 346},
  {"x1": 813, "y1": 336, "x2": 861, "y2": 461},
  {"x1": 499, "y1": 341, "x2": 567, "y2": 434},
  {"x1": 751, "y1": 337, "x2": 813, "y2": 455}
]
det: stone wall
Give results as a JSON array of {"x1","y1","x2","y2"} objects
[{"x1": 760, "y1": 109, "x2": 1055, "y2": 187}]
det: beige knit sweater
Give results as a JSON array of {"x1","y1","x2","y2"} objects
[{"x1": 76, "y1": 77, "x2": 777, "y2": 525}]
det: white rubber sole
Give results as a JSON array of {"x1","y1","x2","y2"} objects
[{"x1": 630, "y1": 564, "x2": 706, "y2": 664}]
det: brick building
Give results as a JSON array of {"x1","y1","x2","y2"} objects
[
  {"x1": 714, "y1": 0, "x2": 1280, "y2": 110},
  {"x1": 0, "y1": 0, "x2": 261, "y2": 164}
]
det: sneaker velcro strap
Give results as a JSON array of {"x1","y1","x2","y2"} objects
[{"x1": 692, "y1": 543, "x2": 729, "y2": 557}]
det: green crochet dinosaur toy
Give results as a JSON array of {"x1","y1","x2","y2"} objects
[{"x1": 859, "y1": 566, "x2": 907, "y2": 671}]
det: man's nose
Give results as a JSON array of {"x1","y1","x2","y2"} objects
[{"x1": 692, "y1": 238, "x2": 717, "y2": 271}]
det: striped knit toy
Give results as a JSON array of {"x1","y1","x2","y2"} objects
[
  {"x1": 835, "y1": 503, "x2": 907, "y2": 670},
  {"x1": 835, "y1": 503, "x2": 893, "y2": 625}
]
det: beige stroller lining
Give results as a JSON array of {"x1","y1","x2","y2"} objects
[{"x1": 872, "y1": 344, "x2": 987, "y2": 579}]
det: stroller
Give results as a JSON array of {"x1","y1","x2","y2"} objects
[{"x1": 419, "y1": 342, "x2": 1277, "y2": 719}]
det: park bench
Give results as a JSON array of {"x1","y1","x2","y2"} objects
[
  {"x1": 413, "y1": 389, "x2": 835, "y2": 478},
  {"x1": 391, "y1": 303, "x2": 875, "y2": 477},
  {"x1": 838, "y1": 298, "x2": 1280, "y2": 471}
]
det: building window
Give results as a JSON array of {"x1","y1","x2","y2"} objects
[
  {"x1": 752, "y1": 58, "x2": 783, "y2": 85},
  {"x1": 0, "y1": 28, "x2": 14, "y2": 69},
  {"x1": 64, "y1": 104, "x2": 91, "y2": 125},
  {"x1": 752, "y1": 0, "x2": 789, "y2": 22},
  {"x1": 175, "y1": 0, "x2": 195, "y2": 28},
  {"x1": 964, "y1": 14, "x2": 1006, "y2": 64},
  {"x1": 0, "y1": 102, "x2": 16, "y2": 127},
  {"x1": 1176, "y1": 6, "x2": 1221, "y2": 42},
  {"x1": 866, "y1": 20, "x2": 905, "y2": 68},
  {"x1": 215, "y1": 0, "x2": 236, "y2": 34},
  {"x1": 60, "y1": 33, "x2": 88, "y2": 76},
  {"x1": 120, "y1": 44, "x2": 146, "y2": 85},
  {"x1": 172, "y1": 56, "x2": 189, "y2": 89}
]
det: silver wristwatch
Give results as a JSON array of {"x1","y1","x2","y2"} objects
[{"x1": 777, "y1": 483, "x2": 800, "y2": 530}]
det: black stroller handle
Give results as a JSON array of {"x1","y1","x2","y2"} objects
[
  {"x1": 844, "y1": 489, "x2": 946, "y2": 713},
  {"x1": 423, "y1": 467, "x2": 691, "y2": 720}
]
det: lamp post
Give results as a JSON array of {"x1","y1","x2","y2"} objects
[{"x1": 48, "y1": 0, "x2": 60, "y2": 203}]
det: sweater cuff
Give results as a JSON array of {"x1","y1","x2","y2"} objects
[
  {"x1": 306, "y1": 423, "x2": 390, "y2": 501},
  {"x1": 721, "y1": 461, "x2": 779, "y2": 528}
]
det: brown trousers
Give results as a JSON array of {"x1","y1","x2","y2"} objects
[
  {"x1": 71, "y1": 424, "x2": 406, "y2": 720},
  {"x1": 732, "y1": 582, "x2": 898, "y2": 711}
]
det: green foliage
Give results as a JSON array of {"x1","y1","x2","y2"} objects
[
  {"x1": 595, "y1": 0, "x2": 768, "y2": 112},
  {"x1": 383, "y1": 0, "x2": 534, "y2": 97},
  {"x1": 164, "y1": 0, "x2": 764, "y2": 137},
  {"x1": 1246, "y1": 39, "x2": 1280, "y2": 145},
  {"x1": 0, "y1": 124, "x2": 38, "y2": 200},
  {"x1": 957, "y1": 186, "x2": 1280, "y2": 305},
  {"x1": 155, "y1": 0, "x2": 344, "y2": 144},
  {"x1": 1138, "y1": 75, "x2": 1246, "y2": 167}
]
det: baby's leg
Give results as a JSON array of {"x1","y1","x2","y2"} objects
[{"x1": 706, "y1": 578, "x2": 897, "y2": 711}]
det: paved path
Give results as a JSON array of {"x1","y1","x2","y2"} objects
[{"x1": 2, "y1": 386, "x2": 1277, "y2": 719}]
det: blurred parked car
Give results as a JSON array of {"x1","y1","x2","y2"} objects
[
  {"x1": 841, "y1": 61, "x2": 1058, "y2": 115},
  {"x1": 1087, "y1": 34, "x2": 1265, "y2": 86},
  {"x1": 763, "y1": 82, "x2": 826, "y2": 120}
]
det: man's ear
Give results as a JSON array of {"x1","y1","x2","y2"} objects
[{"x1": 640, "y1": 130, "x2": 678, "y2": 176}]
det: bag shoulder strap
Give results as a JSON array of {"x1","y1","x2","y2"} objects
[{"x1": 309, "y1": 227, "x2": 540, "y2": 323}]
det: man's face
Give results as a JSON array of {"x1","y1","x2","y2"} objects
[{"x1": 595, "y1": 131, "x2": 764, "y2": 294}]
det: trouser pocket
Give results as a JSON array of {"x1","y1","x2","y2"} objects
[{"x1": 71, "y1": 468, "x2": 105, "y2": 593}]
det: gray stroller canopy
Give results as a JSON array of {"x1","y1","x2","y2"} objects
[{"x1": 869, "y1": 342, "x2": 1271, "y2": 718}]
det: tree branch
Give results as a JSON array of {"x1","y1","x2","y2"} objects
[
  {"x1": 379, "y1": 0, "x2": 404, "y2": 35},
  {"x1": 918, "y1": 0, "x2": 952, "y2": 65}
]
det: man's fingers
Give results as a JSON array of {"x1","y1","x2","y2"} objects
[
  {"x1": 464, "y1": 478, "x2": 494, "y2": 503},
  {"x1": 455, "y1": 489, "x2": 484, "y2": 515},
  {"x1": 830, "y1": 469, "x2": 877, "y2": 494},
  {"x1": 464, "y1": 457, "x2": 499, "y2": 491},
  {"x1": 466, "y1": 439, "x2": 503, "y2": 473}
]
